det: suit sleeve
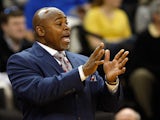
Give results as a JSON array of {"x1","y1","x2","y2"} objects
[
  {"x1": 7, "y1": 54, "x2": 85, "y2": 106},
  {"x1": 89, "y1": 72, "x2": 123, "y2": 112},
  {"x1": 97, "y1": 82, "x2": 123, "y2": 112}
]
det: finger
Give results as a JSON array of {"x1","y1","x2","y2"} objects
[
  {"x1": 95, "y1": 60, "x2": 104, "y2": 65},
  {"x1": 91, "y1": 42, "x2": 104, "y2": 58},
  {"x1": 118, "y1": 51, "x2": 129, "y2": 63},
  {"x1": 92, "y1": 49, "x2": 105, "y2": 62},
  {"x1": 118, "y1": 67, "x2": 126, "y2": 75},
  {"x1": 104, "y1": 49, "x2": 110, "y2": 62},
  {"x1": 119, "y1": 57, "x2": 128, "y2": 69},
  {"x1": 114, "y1": 49, "x2": 125, "y2": 60},
  {"x1": 115, "y1": 67, "x2": 126, "y2": 76}
]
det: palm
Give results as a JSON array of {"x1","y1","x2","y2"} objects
[
  {"x1": 103, "y1": 49, "x2": 129, "y2": 82},
  {"x1": 104, "y1": 59, "x2": 122, "y2": 81}
]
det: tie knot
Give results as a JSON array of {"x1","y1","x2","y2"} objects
[
  {"x1": 54, "y1": 51, "x2": 72, "y2": 72},
  {"x1": 54, "y1": 52, "x2": 65, "y2": 61}
]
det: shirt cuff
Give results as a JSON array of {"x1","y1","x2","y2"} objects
[
  {"x1": 105, "y1": 78, "x2": 119, "y2": 93},
  {"x1": 78, "y1": 65, "x2": 88, "y2": 81}
]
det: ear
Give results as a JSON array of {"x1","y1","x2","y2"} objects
[{"x1": 35, "y1": 25, "x2": 45, "y2": 36}]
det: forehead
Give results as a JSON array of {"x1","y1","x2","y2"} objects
[
  {"x1": 38, "y1": 8, "x2": 66, "y2": 20},
  {"x1": 7, "y1": 16, "x2": 25, "y2": 22}
]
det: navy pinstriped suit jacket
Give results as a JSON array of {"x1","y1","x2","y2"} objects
[{"x1": 7, "y1": 42, "x2": 122, "y2": 120}]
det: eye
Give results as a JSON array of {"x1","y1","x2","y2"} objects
[
  {"x1": 55, "y1": 20, "x2": 68, "y2": 26},
  {"x1": 56, "y1": 22, "x2": 62, "y2": 26}
]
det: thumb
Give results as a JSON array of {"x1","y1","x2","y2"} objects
[{"x1": 95, "y1": 60, "x2": 104, "y2": 65}]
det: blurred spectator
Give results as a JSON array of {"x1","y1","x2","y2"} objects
[
  {"x1": 24, "y1": 0, "x2": 90, "y2": 41},
  {"x1": 83, "y1": 0, "x2": 132, "y2": 50},
  {"x1": 2, "y1": 0, "x2": 27, "y2": 10},
  {"x1": 134, "y1": 0, "x2": 153, "y2": 34},
  {"x1": 0, "y1": 6, "x2": 32, "y2": 120},
  {"x1": 114, "y1": 107, "x2": 141, "y2": 120},
  {"x1": 0, "y1": 6, "x2": 32, "y2": 72},
  {"x1": 128, "y1": 0, "x2": 160, "y2": 119}
]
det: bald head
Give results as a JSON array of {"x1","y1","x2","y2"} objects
[
  {"x1": 32, "y1": 7, "x2": 64, "y2": 30},
  {"x1": 115, "y1": 108, "x2": 141, "y2": 120}
]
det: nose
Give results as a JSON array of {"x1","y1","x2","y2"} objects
[{"x1": 63, "y1": 23, "x2": 70, "y2": 31}]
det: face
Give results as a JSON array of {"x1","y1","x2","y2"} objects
[
  {"x1": 104, "y1": 0, "x2": 122, "y2": 8},
  {"x1": 2, "y1": 16, "x2": 26, "y2": 42},
  {"x1": 37, "y1": 9, "x2": 70, "y2": 51}
]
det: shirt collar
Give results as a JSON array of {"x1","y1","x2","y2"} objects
[{"x1": 37, "y1": 42, "x2": 65, "y2": 56}]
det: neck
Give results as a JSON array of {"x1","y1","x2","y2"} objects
[{"x1": 101, "y1": 5, "x2": 115, "y2": 17}]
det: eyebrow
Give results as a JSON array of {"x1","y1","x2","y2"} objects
[{"x1": 54, "y1": 16, "x2": 67, "y2": 21}]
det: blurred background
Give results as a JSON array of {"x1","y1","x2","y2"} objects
[{"x1": 1, "y1": 0, "x2": 160, "y2": 120}]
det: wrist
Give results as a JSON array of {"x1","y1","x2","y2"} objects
[
  {"x1": 106, "y1": 80, "x2": 118, "y2": 85},
  {"x1": 79, "y1": 66, "x2": 88, "y2": 81},
  {"x1": 105, "y1": 76, "x2": 118, "y2": 85}
]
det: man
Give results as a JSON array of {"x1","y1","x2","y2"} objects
[
  {"x1": 0, "y1": 6, "x2": 32, "y2": 72},
  {"x1": 7, "y1": 7, "x2": 129, "y2": 120}
]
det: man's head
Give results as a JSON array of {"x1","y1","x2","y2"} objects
[
  {"x1": 32, "y1": 7, "x2": 71, "y2": 51},
  {"x1": 0, "y1": 6, "x2": 26, "y2": 42},
  {"x1": 114, "y1": 108, "x2": 141, "y2": 120}
]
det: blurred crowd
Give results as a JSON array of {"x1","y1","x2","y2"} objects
[{"x1": 0, "y1": 0, "x2": 160, "y2": 120}]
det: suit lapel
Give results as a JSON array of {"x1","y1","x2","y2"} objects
[
  {"x1": 31, "y1": 42, "x2": 64, "y2": 73},
  {"x1": 65, "y1": 51, "x2": 81, "y2": 68},
  {"x1": 31, "y1": 43, "x2": 81, "y2": 72}
]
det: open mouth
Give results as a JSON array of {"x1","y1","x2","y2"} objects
[{"x1": 62, "y1": 34, "x2": 70, "y2": 43}]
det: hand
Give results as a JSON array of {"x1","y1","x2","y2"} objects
[
  {"x1": 103, "y1": 49, "x2": 129, "y2": 83},
  {"x1": 83, "y1": 42, "x2": 105, "y2": 76}
]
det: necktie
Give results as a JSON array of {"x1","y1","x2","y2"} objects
[{"x1": 54, "y1": 52, "x2": 72, "y2": 72}]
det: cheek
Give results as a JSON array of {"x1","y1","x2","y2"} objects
[
  {"x1": 13, "y1": 26, "x2": 25, "y2": 34},
  {"x1": 9, "y1": 25, "x2": 19, "y2": 33},
  {"x1": 6, "y1": 27, "x2": 16, "y2": 36}
]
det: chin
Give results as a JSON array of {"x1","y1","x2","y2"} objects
[
  {"x1": 67, "y1": 44, "x2": 70, "y2": 49},
  {"x1": 63, "y1": 44, "x2": 70, "y2": 50}
]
